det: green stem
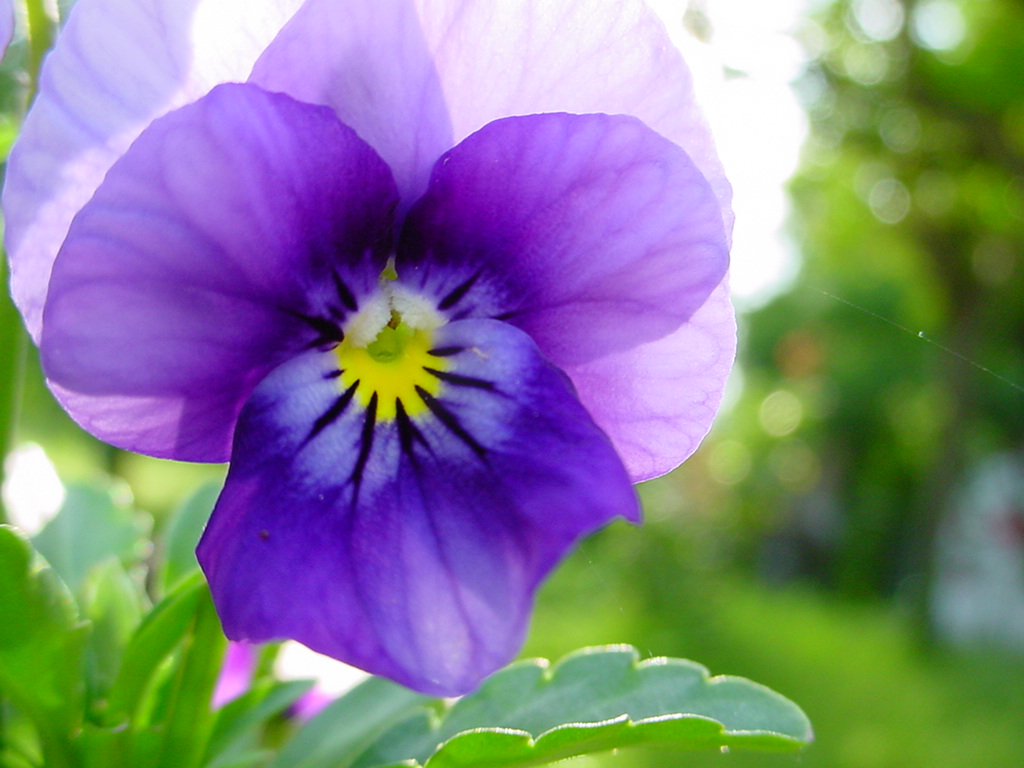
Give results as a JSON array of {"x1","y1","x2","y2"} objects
[
  {"x1": 23, "y1": 0, "x2": 58, "y2": 103},
  {"x1": 36, "y1": 715, "x2": 77, "y2": 768},
  {"x1": 0, "y1": 258, "x2": 28, "y2": 527},
  {"x1": 155, "y1": 589, "x2": 226, "y2": 768},
  {"x1": 2, "y1": 0, "x2": 60, "y2": 529}
]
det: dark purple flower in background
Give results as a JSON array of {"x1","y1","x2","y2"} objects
[{"x1": 3, "y1": 0, "x2": 734, "y2": 694}]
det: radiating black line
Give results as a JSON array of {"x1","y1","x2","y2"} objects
[
  {"x1": 437, "y1": 272, "x2": 479, "y2": 311},
  {"x1": 491, "y1": 310, "x2": 518, "y2": 322},
  {"x1": 427, "y1": 346, "x2": 465, "y2": 358},
  {"x1": 423, "y1": 366, "x2": 495, "y2": 391},
  {"x1": 395, "y1": 399, "x2": 428, "y2": 458},
  {"x1": 415, "y1": 386, "x2": 487, "y2": 459},
  {"x1": 281, "y1": 307, "x2": 344, "y2": 346},
  {"x1": 350, "y1": 392, "x2": 378, "y2": 497},
  {"x1": 332, "y1": 272, "x2": 359, "y2": 313},
  {"x1": 323, "y1": 369, "x2": 343, "y2": 380},
  {"x1": 307, "y1": 382, "x2": 359, "y2": 442}
]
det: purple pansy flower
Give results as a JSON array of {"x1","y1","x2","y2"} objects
[
  {"x1": 4, "y1": 0, "x2": 735, "y2": 694},
  {"x1": 0, "y1": 0, "x2": 12, "y2": 60}
]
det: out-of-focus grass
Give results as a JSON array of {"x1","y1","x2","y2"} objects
[{"x1": 526, "y1": 520, "x2": 1024, "y2": 768}]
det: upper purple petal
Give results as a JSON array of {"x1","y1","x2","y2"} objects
[
  {"x1": 249, "y1": 0, "x2": 454, "y2": 210},
  {"x1": 198, "y1": 318, "x2": 637, "y2": 695},
  {"x1": 397, "y1": 112, "x2": 729, "y2": 368},
  {"x1": 41, "y1": 83, "x2": 398, "y2": 461},
  {"x1": 0, "y1": 0, "x2": 13, "y2": 59},
  {"x1": 250, "y1": 0, "x2": 731, "y2": 220},
  {"x1": 566, "y1": 282, "x2": 737, "y2": 481},
  {"x1": 4, "y1": 0, "x2": 304, "y2": 340}
]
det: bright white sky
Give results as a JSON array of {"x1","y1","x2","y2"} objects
[{"x1": 648, "y1": 0, "x2": 816, "y2": 307}]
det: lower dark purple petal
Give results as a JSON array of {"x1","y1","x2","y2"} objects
[
  {"x1": 197, "y1": 319, "x2": 637, "y2": 695},
  {"x1": 40, "y1": 82, "x2": 397, "y2": 462}
]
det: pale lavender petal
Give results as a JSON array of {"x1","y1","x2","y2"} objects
[
  {"x1": 250, "y1": 0, "x2": 730, "y2": 222},
  {"x1": 4, "y1": 0, "x2": 304, "y2": 340},
  {"x1": 198, "y1": 319, "x2": 637, "y2": 694},
  {"x1": 249, "y1": 0, "x2": 453, "y2": 208},
  {"x1": 213, "y1": 642, "x2": 257, "y2": 708},
  {"x1": 0, "y1": 0, "x2": 12, "y2": 59},
  {"x1": 398, "y1": 112, "x2": 728, "y2": 368},
  {"x1": 567, "y1": 282, "x2": 737, "y2": 482},
  {"x1": 41, "y1": 84, "x2": 397, "y2": 461}
]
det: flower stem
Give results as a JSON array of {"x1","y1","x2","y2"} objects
[
  {"x1": 0, "y1": 257, "x2": 28, "y2": 526},
  {"x1": 155, "y1": 588, "x2": 227, "y2": 768},
  {"x1": 24, "y1": 0, "x2": 58, "y2": 102}
]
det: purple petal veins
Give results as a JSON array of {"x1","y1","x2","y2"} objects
[
  {"x1": 198, "y1": 319, "x2": 637, "y2": 694},
  {"x1": 6, "y1": 0, "x2": 736, "y2": 694},
  {"x1": 4, "y1": 0, "x2": 306, "y2": 341},
  {"x1": 41, "y1": 84, "x2": 397, "y2": 461}
]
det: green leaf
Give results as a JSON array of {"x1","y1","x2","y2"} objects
[
  {"x1": 352, "y1": 645, "x2": 812, "y2": 768},
  {"x1": 269, "y1": 676, "x2": 431, "y2": 768},
  {"x1": 32, "y1": 480, "x2": 149, "y2": 594},
  {"x1": 103, "y1": 571, "x2": 207, "y2": 728},
  {"x1": 76, "y1": 723, "x2": 132, "y2": 768},
  {"x1": 80, "y1": 559, "x2": 149, "y2": 707},
  {"x1": 0, "y1": 526, "x2": 89, "y2": 767},
  {"x1": 158, "y1": 481, "x2": 220, "y2": 595},
  {"x1": 153, "y1": 587, "x2": 227, "y2": 768},
  {"x1": 205, "y1": 679, "x2": 313, "y2": 768}
]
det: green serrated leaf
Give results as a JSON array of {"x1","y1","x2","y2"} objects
[
  {"x1": 158, "y1": 482, "x2": 220, "y2": 595},
  {"x1": 0, "y1": 526, "x2": 89, "y2": 767},
  {"x1": 353, "y1": 645, "x2": 812, "y2": 768},
  {"x1": 32, "y1": 480, "x2": 150, "y2": 594},
  {"x1": 269, "y1": 676, "x2": 431, "y2": 768}
]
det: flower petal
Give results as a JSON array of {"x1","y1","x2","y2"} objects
[
  {"x1": 4, "y1": 0, "x2": 304, "y2": 340},
  {"x1": 41, "y1": 83, "x2": 398, "y2": 461},
  {"x1": 567, "y1": 282, "x2": 737, "y2": 482},
  {"x1": 398, "y1": 112, "x2": 729, "y2": 367},
  {"x1": 0, "y1": 0, "x2": 12, "y2": 59},
  {"x1": 197, "y1": 318, "x2": 637, "y2": 695},
  {"x1": 250, "y1": 0, "x2": 731, "y2": 221},
  {"x1": 248, "y1": 0, "x2": 454, "y2": 207}
]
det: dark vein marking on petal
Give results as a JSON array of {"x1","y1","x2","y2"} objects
[
  {"x1": 323, "y1": 369, "x2": 343, "y2": 380},
  {"x1": 280, "y1": 307, "x2": 344, "y2": 345},
  {"x1": 438, "y1": 272, "x2": 480, "y2": 311},
  {"x1": 395, "y1": 399, "x2": 429, "y2": 459},
  {"x1": 423, "y1": 367, "x2": 495, "y2": 391},
  {"x1": 350, "y1": 392, "x2": 378, "y2": 500},
  {"x1": 307, "y1": 381, "x2": 359, "y2": 443},
  {"x1": 415, "y1": 386, "x2": 488, "y2": 460},
  {"x1": 491, "y1": 310, "x2": 519, "y2": 322},
  {"x1": 427, "y1": 346, "x2": 465, "y2": 358},
  {"x1": 332, "y1": 272, "x2": 359, "y2": 313}
]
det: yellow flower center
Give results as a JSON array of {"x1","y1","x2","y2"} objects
[{"x1": 335, "y1": 312, "x2": 446, "y2": 421}]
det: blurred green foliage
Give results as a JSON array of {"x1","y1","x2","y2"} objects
[
  {"x1": 529, "y1": 0, "x2": 1024, "y2": 764},
  {"x1": 686, "y1": 0, "x2": 1024, "y2": 616}
]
